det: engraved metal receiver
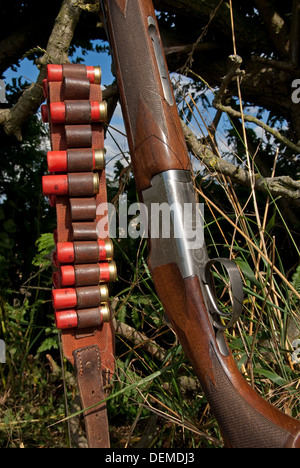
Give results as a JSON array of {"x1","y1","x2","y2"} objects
[{"x1": 141, "y1": 169, "x2": 244, "y2": 355}]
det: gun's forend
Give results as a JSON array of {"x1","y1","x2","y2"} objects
[{"x1": 101, "y1": 0, "x2": 191, "y2": 191}]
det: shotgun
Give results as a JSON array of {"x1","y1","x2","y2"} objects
[{"x1": 100, "y1": 0, "x2": 300, "y2": 448}]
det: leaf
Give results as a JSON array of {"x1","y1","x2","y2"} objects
[
  {"x1": 35, "y1": 233, "x2": 55, "y2": 252},
  {"x1": 37, "y1": 337, "x2": 58, "y2": 354},
  {"x1": 32, "y1": 233, "x2": 55, "y2": 267},
  {"x1": 292, "y1": 264, "x2": 300, "y2": 297},
  {"x1": 3, "y1": 219, "x2": 16, "y2": 234},
  {"x1": 253, "y1": 368, "x2": 287, "y2": 386},
  {"x1": 235, "y1": 258, "x2": 261, "y2": 288},
  {"x1": 131, "y1": 308, "x2": 141, "y2": 330},
  {"x1": 118, "y1": 304, "x2": 127, "y2": 324},
  {"x1": 265, "y1": 209, "x2": 276, "y2": 233}
]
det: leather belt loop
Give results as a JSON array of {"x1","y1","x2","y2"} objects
[{"x1": 62, "y1": 76, "x2": 91, "y2": 100}]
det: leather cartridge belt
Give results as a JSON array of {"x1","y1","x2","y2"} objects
[{"x1": 41, "y1": 63, "x2": 116, "y2": 448}]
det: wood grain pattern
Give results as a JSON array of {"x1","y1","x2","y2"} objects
[
  {"x1": 151, "y1": 262, "x2": 300, "y2": 448},
  {"x1": 103, "y1": 0, "x2": 191, "y2": 191}
]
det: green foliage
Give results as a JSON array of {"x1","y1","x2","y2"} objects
[
  {"x1": 292, "y1": 265, "x2": 300, "y2": 300},
  {"x1": 0, "y1": 82, "x2": 55, "y2": 292},
  {"x1": 32, "y1": 233, "x2": 55, "y2": 269},
  {"x1": 0, "y1": 77, "x2": 64, "y2": 447},
  {"x1": 0, "y1": 296, "x2": 65, "y2": 448}
]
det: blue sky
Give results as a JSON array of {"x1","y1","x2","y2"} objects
[{"x1": 1, "y1": 41, "x2": 273, "y2": 181}]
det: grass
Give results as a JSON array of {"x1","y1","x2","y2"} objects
[
  {"x1": 0, "y1": 156, "x2": 299, "y2": 448},
  {"x1": 1, "y1": 112, "x2": 300, "y2": 450}
]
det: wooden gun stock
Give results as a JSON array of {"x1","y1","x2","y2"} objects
[
  {"x1": 101, "y1": 0, "x2": 300, "y2": 448},
  {"x1": 152, "y1": 263, "x2": 300, "y2": 448}
]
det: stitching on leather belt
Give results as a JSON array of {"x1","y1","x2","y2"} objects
[
  {"x1": 76, "y1": 348, "x2": 84, "y2": 377},
  {"x1": 76, "y1": 345, "x2": 102, "y2": 376},
  {"x1": 41, "y1": 64, "x2": 115, "y2": 448}
]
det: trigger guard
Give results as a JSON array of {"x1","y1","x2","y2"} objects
[{"x1": 202, "y1": 258, "x2": 244, "y2": 331}]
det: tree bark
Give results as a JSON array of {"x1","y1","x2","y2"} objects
[
  {"x1": 153, "y1": 0, "x2": 300, "y2": 141},
  {"x1": 154, "y1": 0, "x2": 272, "y2": 53},
  {"x1": 253, "y1": 0, "x2": 290, "y2": 58},
  {"x1": 163, "y1": 35, "x2": 300, "y2": 142},
  {"x1": 181, "y1": 120, "x2": 300, "y2": 206},
  {"x1": 0, "y1": 0, "x2": 84, "y2": 140}
]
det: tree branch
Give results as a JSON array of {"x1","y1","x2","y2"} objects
[
  {"x1": 290, "y1": 0, "x2": 300, "y2": 66},
  {"x1": 212, "y1": 55, "x2": 300, "y2": 154},
  {"x1": 113, "y1": 318, "x2": 167, "y2": 362},
  {"x1": 154, "y1": 0, "x2": 272, "y2": 53},
  {"x1": 213, "y1": 54, "x2": 244, "y2": 100},
  {"x1": 181, "y1": 120, "x2": 300, "y2": 205},
  {"x1": 0, "y1": 0, "x2": 85, "y2": 140},
  {"x1": 253, "y1": 0, "x2": 290, "y2": 59},
  {"x1": 112, "y1": 317, "x2": 202, "y2": 396},
  {"x1": 213, "y1": 100, "x2": 300, "y2": 155}
]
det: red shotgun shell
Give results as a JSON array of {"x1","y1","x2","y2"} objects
[
  {"x1": 42, "y1": 173, "x2": 99, "y2": 197},
  {"x1": 49, "y1": 101, "x2": 106, "y2": 124},
  {"x1": 48, "y1": 195, "x2": 56, "y2": 207},
  {"x1": 55, "y1": 309, "x2": 78, "y2": 329},
  {"x1": 52, "y1": 285, "x2": 109, "y2": 310},
  {"x1": 55, "y1": 239, "x2": 114, "y2": 263},
  {"x1": 47, "y1": 65, "x2": 101, "y2": 84},
  {"x1": 60, "y1": 265, "x2": 76, "y2": 286},
  {"x1": 47, "y1": 149, "x2": 105, "y2": 173},
  {"x1": 99, "y1": 262, "x2": 111, "y2": 283},
  {"x1": 59, "y1": 261, "x2": 116, "y2": 286},
  {"x1": 52, "y1": 271, "x2": 61, "y2": 289},
  {"x1": 42, "y1": 174, "x2": 68, "y2": 196},
  {"x1": 47, "y1": 151, "x2": 68, "y2": 173},
  {"x1": 86, "y1": 66, "x2": 101, "y2": 84},
  {"x1": 56, "y1": 242, "x2": 75, "y2": 263},
  {"x1": 98, "y1": 239, "x2": 114, "y2": 261},
  {"x1": 43, "y1": 79, "x2": 48, "y2": 99},
  {"x1": 52, "y1": 250, "x2": 59, "y2": 268},
  {"x1": 52, "y1": 288, "x2": 77, "y2": 310},
  {"x1": 53, "y1": 229, "x2": 58, "y2": 244},
  {"x1": 49, "y1": 102, "x2": 66, "y2": 124},
  {"x1": 90, "y1": 101, "x2": 101, "y2": 121},
  {"x1": 47, "y1": 64, "x2": 63, "y2": 82},
  {"x1": 41, "y1": 105, "x2": 49, "y2": 123},
  {"x1": 54, "y1": 304, "x2": 110, "y2": 330}
]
